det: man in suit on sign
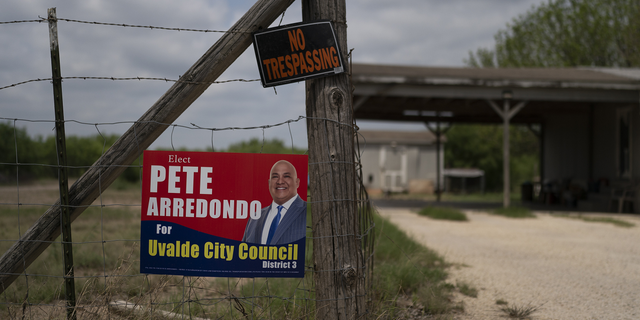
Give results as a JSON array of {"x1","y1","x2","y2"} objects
[{"x1": 242, "y1": 160, "x2": 307, "y2": 245}]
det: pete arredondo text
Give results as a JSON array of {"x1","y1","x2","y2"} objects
[
  {"x1": 146, "y1": 160, "x2": 263, "y2": 220},
  {"x1": 261, "y1": 28, "x2": 340, "y2": 81}
]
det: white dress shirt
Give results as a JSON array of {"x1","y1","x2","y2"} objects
[{"x1": 260, "y1": 194, "x2": 299, "y2": 245}]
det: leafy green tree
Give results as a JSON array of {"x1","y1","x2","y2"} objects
[
  {"x1": 0, "y1": 122, "x2": 48, "y2": 181},
  {"x1": 466, "y1": 0, "x2": 640, "y2": 67},
  {"x1": 39, "y1": 133, "x2": 142, "y2": 180},
  {"x1": 225, "y1": 138, "x2": 306, "y2": 154},
  {"x1": 445, "y1": 124, "x2": 539, "y2": 191},
  {"x1": 0, "y1": 122, "x2": 141, "y2": 183}
]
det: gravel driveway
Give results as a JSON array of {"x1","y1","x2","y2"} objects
[{"x1": 377, "y1": 208, "x2": 640, "y2": 320}]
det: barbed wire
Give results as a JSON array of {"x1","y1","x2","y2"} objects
[
  {"x1": 55, "y1": 17, "x2": 248, "y2": 33},
  {"x1": 1, "y1": 115, "x2": 356, "y2": 134},
  {"x1": 0, "y1": 76, "x2": 261, "y2": 91},
  {"x1": 0, "y1": 19, "x2": 45, "y2": 25},
  {"x1": 0, "y1": 16, "x2": 260, "y2": 91},
  {"x1": 1, "y1": 16, "x2": 248, "y2": 34}
]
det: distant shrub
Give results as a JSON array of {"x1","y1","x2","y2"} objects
[{"x1": 418, "y1": 206, "x2": 468, "y2": 221}]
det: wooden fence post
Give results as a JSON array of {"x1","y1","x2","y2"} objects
[
  {"x1": 303, "y1": 1, "x2": 367, "y2": 319},
  {"x1": 0, "y1": 0, "x2": 295, "y2": 294}
]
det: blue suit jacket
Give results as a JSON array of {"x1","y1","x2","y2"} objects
[{"x1": 242, "y1": 196, "x2": 307, "y2": 245}]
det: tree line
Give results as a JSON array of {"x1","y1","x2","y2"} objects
[
  {"x1": 2, "y1": 121, "x2": 537, "y2": 192},
  {"x1": 0, "y1": 122, "x2": 306, "y2": 184},
  {"x1": 0, "y1": 122, "x2": 137, "y2": 183}
]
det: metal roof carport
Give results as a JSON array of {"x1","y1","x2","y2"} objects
[{"x1": 351, "y1": 63, "x2": 640, "y2": 208}]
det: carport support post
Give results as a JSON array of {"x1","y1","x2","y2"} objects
[
  {"x1": 425, "y1": 115, "x2": 450, "y2": 202},
  {"x1": 436, "y1": 120, "x2": 441, "y2": 201},
  {"x1": 502, "y1": 100, "x2": 510, "y2": 207},
  {"x1": 487, "y1": 93, "x2": 527, "y2": 208}
]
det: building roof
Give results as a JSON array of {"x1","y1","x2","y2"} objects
[
  {"x1": 358, "y1": 130, "x2": 443, "y2": 145},
  {"x1": 351, "y1": 63, "x2": 640, "y2": 124},
  {"x1": 352, "y1": 64, "x2": 640, "y2": 90}
]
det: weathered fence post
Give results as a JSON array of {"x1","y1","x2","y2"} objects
[
  {"x1": 48, "y1": 8, "x2": 77, "y2": 319},
  {"x1": 303, "y1": 0, "x2": 367, "y2": 319}
]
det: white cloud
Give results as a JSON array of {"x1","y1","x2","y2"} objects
[
  {"x1": 347, "y1": 0, "x2": 546, "y2": 66},
  {"x1": 1, "y1": 0, "x2": 546, "y2": 150}
]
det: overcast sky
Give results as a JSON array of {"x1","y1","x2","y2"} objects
[{"x1": 1, "y1": 0, "x2": 546, "y2": 151}]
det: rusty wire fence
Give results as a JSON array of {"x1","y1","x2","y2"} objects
[
  {"x1": 0, "y1": 12, "x2": 374, "y2": 320},
  {"x1": 0, "y1": 116, "x2": 374, "y2": 319}
]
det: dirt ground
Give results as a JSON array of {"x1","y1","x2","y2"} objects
[{"x1": 377, "y1": 207, "x2": 640, "y2": 320}]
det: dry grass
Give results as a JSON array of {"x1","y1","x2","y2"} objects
[
  {"x1": 0, "y1": 180, "x2": 296, "y2": 319},
  {"x1": 498, "y1": 302, "x2": 542, "y2": 319},
  {"x1": 0, "y1": 180, "x2": 461, "y2": 319},
  {"x1": 456, "y1": 281, "x2": 478, "y2": 298}
]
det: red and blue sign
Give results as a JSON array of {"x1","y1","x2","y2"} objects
[{"x1": 140, "y1": 151, "x2": 308, "y2": 278}]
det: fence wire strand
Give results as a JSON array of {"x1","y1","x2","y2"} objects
[
  {"x1": 55, "y1": 17, "x2": 250, "y2": 34},
  {"x1": 0, "y1": 16, "x2": 249, "y2": 34},
  {"x1": 0, "y1": 76, "x2": 261, "y2": 91}
]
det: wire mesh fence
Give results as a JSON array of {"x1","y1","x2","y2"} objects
[
  {"x1": 0, "y1": 116, "x2": 374, "y2": 319},
  {"x1": 0, "y1": 10, "x2": 374, "y2": 320}
]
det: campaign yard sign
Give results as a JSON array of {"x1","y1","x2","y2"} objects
[
  {"x1": 140, "y1": 151, "x2": 308, "y2": 278},
  {"x1": 253, "y1": 20, "x2": 344, "y2": 87}
]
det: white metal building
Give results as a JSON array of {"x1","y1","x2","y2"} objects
[{"x1": 358, "y1": 130, "x2": 444, "y2": 194}]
